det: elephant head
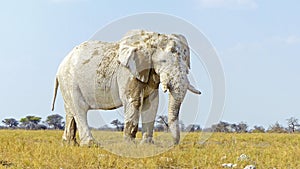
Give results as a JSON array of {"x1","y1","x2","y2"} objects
[{"x1": 118, "y1": 30, "x2": 201, "y2": 144}]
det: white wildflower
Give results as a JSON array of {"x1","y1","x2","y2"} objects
[
  {"x1": 222, "y1": 163, "x2": 237, "y2": 168},
  {"x1": 221, "y1": 155, "x2": 227, "y2": 160},
  {"x1": 238, "y1": 154, "x2": 249, "y2": 161},
  {"x1": 160, "y1": 157, "x2": 173, "y2": 162},
  {"x1": 244, "y1": 164, "x2": 256, "y2": 169},
  {"x1": 98, "y1": 154, "x2": 108, "y2": 158}
]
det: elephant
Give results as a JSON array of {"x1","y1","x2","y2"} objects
[{"x1": 51, "y1": 29, "x2": 201, "y2": 146}]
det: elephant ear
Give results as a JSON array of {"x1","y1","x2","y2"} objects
[
  {"x1": 118, "y1": 43, "x2": 151, "y2": 83},
  {"x1": 171, "y1": 34, "x2": 190, "y2": 70}
]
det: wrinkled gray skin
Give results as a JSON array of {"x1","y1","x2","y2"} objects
[{"x1": 51, "y1": 30, "x2": 201, "y2": 146}]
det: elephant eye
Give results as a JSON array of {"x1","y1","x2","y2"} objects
[
  {"x1": 170, "y1": 47, "x2": 177, "y2": 53},
  {"x1": 160, "y1": 59, "x2": 167, "y2": 63}
]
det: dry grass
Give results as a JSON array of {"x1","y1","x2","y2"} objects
[{"x1": 0, "y1": 130, "x2": 299, "y2": 168}]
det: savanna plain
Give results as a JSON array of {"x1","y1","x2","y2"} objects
[{"x1": 0, "y1": 130, "x2": 299, "y2": 169}]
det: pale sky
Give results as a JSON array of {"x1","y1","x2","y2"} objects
[{"x1": 0, "y1": 0, "x2": 299, "y2": 129}]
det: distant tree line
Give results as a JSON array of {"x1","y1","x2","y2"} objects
[
  {"x1": 201, "y1": 117, "x2": 300, "y2": 133},
  {"x1": 2, "y1": 114, "x2": 299, "y2": 134},
  {"x1": 1, "y1": 114, "x2": 64, "y2": 130},
  {"x1": 99, "y1": 116, "x2": 300, "y2": 134}
]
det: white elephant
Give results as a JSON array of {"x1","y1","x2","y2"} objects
[{"x1": 51, "y1": 30, "x2": 201, "y2": 146}]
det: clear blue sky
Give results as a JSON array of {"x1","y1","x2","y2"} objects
[{"x1": 0, "y1": 0, "x2": 299, "y2": 129}]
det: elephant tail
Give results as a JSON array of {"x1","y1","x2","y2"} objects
[{"x1": 51, "y1": 77, "x2": 59, "y2": 111}]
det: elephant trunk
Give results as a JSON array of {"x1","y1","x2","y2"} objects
[
  {"x1": 166, "y1": 79, "x2": 200, "y2": 145},
  {"x1": 167, "y1": 75, "x2": 188, "y2": 144},
  {"x1": 168, "y1": 92, "x2": 182, "y2": 144},
  {"x1": 158, "y1": 64, "x2": 200, "y2": 145}
]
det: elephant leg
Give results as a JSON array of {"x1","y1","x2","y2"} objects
[
  {"x1": 73, "y1": 111, "x2": 95, "y2": 146},
  {"x1": 123, "y1": 101, "x2": 140, "y2": 141},
  {"x1": 140, "y1": 91, "x2": 159, "y2": 144},
  {"x1": 123, "y1": 78, "x2": 145, "y2": 141},
  {"x1": 72, "y1": 87, "x2": 95, "y2": 146},
  {"x1": 62, "y1": 107, "x2": 78, "y2": 146}
]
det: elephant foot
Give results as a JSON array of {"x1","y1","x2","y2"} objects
[
  {"x1": 80, "y1": 139, "x2": 99, "y2": 147},
  {"x1": 172, "y1": 138, "x2": 180, "y2": 145},
  {"x1": 123, "y1": 121, "x2": 139, "y2": 144},
  {"x1": 62, "y1": 138, "x2": 79, "y2": 147},
  {"x1": 140, "y1": 137, "x2": 154, "y2": 144},
  {"x1": 124, "y1": 135, "x2": 137, "y2": 144},
  {"x1": 140, "y1": 133, "x2": 154, "y2": 144}
]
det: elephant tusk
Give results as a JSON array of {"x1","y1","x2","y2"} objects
[{"x1": 188, "y1": 84, "x2": 201, "y2": 95}]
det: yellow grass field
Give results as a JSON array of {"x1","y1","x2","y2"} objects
[{"x1": 0, "y1": 130, "x2": 299, "y2": 169}]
